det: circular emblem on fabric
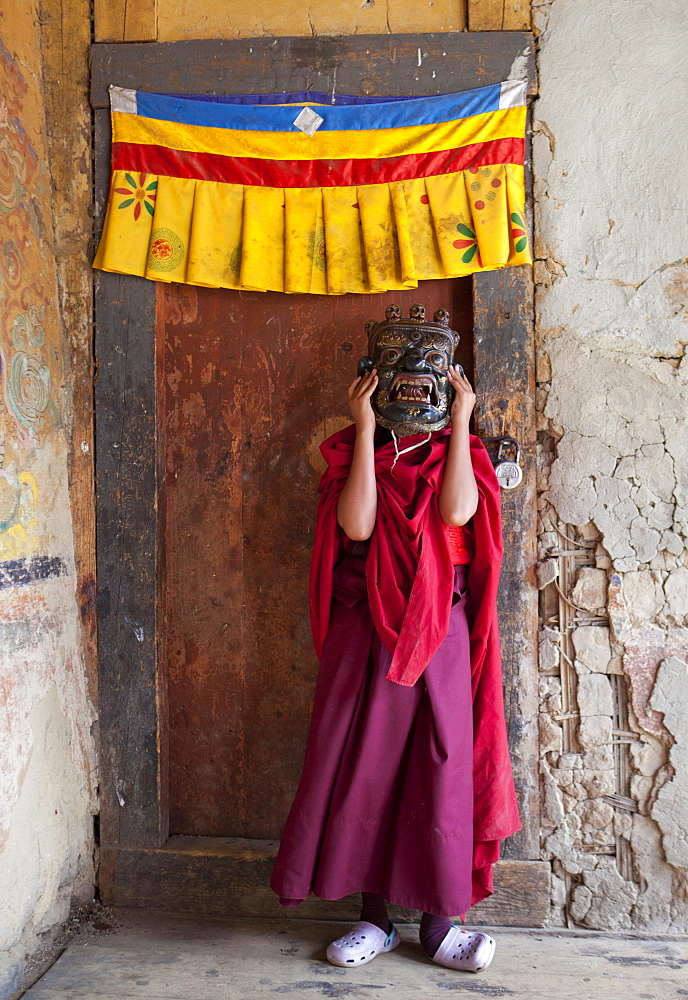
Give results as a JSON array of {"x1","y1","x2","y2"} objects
[
  {"x1": 147, "y1": 228, "x2": 185, "y2": 272},
  {"x1": 307, "y1": 228, "x2": 326, "y2": 272}
]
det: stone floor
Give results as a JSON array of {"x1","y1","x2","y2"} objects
[{"x1": 23, "y1": 911, "x2": 688, "y2": 1000}]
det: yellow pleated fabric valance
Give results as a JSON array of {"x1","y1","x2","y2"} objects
[{"x1": 93, "y1": 84, "x2": 531, "y2": 295}]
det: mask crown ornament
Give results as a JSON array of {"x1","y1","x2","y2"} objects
[{"x1": 358, "y1": 303, "x2": 461, "y2": 438}]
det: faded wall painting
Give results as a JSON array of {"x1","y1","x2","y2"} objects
[{"x1": 0, "y1": 40, "x2": 63, "y2": 578}]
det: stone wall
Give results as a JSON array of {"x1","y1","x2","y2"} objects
[
  {"x1": 533, "y1": 0, "x2": 688, "y2": 930},
  {"x1": 0, "y1": 2, "x2": 95, "y2": 996}
]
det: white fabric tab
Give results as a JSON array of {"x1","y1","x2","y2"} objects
[
  {"x1": 109, "y1": 86, "x2": 138, "y2": 115},
  {"x1": 499, "y1": 79, "x2": 527, "y2": 109},
  {"x1": 293, "y1": 106, "x2": 324, "y2": 136}
]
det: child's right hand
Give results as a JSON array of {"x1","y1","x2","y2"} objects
[{"x1": 347, "y1": 369, "x2": 378, "y2": 434}]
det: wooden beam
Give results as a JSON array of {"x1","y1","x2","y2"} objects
[
  {"x1": 468, "y1": 0, "x2": 531, "y2": 31},
  {"x1": 91, "y1": 32, "x2": 537, "y2": 109},
  {"x1": 40, "y1": 0, "x2": 98, "y2": 699},
  {"x1": 472, "y1": 252, "x2": 539, "y2": 861},
  {"x1": 155, "y1": 0, "x2": 466, "y2": 42},
  {"x1": 94, "y1": 0, "x2": 157, "y2": 42},
  {"x1": 95, "y1": 111, "x2": 166, "y2": 848},
  {"x1": 101, "y1": 838, "x2": 551, "y2": 927}
]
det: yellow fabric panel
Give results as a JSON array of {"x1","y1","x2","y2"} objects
[
  {"x1": 401, "y1": 178, "x2": 445, "y2": 281},
  {"x1": 240, "y1": 186, "x2": 285, "y2": 291},
  {"x1": 425, "y1": 172, "x2": 475, "y2": 275},
  {"x1": 469, "y1": 163, "x2": 511, "y2": 266},
  {"x1": 186, "y1": 181, "x2": 245, "y2": 289},
  {"x1": 113, "y1": 107, "x2": 527, "y2": 162},
  {"x1": 93, "y1": 166, "x2": 531, "y2": 294},
  {"x1": 144, "y1": 175, "x2": 195, "y2": 282},
  {"x1": 389, "y1": 182, "x2": 416, "y2": 286},
  {"x1": 425, "y1": 165, "x2": 531, "y2": 275},
  {"x1": 284, "y1": 188, "x2": 328, "y2": 294},
  {"x1": 505, "y1": 163, "x2": 531, "y2": 267},
  {"x1": 92, "y1": 170, "x2": 155, "y2": 275},
  {"x1": 322, "y1": 187, "x2": 368, "y2": 294},
  {"x1": 358, "y1": 184, "x2": 406, "y2": 293}
]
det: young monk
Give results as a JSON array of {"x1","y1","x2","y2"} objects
[{"x1": 270, "y1": 304, "x2": 520, "y2": 973}]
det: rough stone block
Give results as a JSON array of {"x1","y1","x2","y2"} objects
[
  {"x1": 578, "y1": 715, "x2": 613, "y2": 749},
  {"x1": 537, "y1": 558, "x2": 559, "y2": 589},
  {"x1": 554, "y1": 753, "x2": 584, "y2": 770},
  {"x1": 551, "y1": 873, "x2": 567, "y2": 906},
  {"x1": 572, "y1": 626, "x2": 612, "y2": 673},
  {"x1": 583, "y1": 745, "x2": 615, "y2": 771},
  {"x1": 539, "y1": 675, "x2": 562, "y2": 716},
  {"x1": 578, "y1": 798, "x2": 614, "y2": 833},
  {"x1": 539, "y1": 714, "x2": 563, "y2": 754},
  {"x1": 571, "y1": 567, "x2": 607, "y2": 612},
  {"x1": 569, "y1": 884, "x2": 592, "y2": 924},
  {"x1": 580, "y1": 769, "x2": 615, "y2": 798},
  {"x1": 539, "y1": 636, "x2": 560, "y2": 670},
  {"x1": 575, "y1": 859, "x2": 638, "y2": 930},
  {"x1": 541, "y1": 764, "x2": 566, "y2": 829},
  {"x1": 577, "y1": 674, "x2": 613, "y2": 717}
]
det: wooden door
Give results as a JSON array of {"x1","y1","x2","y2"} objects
[
  {"x1": 160, "y1": 283, "x2": 474, "y2": 839},
  {"x1": 94, "y1": 32, "x2": 547, "y2": 924}
]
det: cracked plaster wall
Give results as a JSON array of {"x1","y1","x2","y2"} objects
[
  {"x1": 533, "y1": 0, "x2": 688, "y2": 931},
  {"x1": 0, "y1": 2, "x2": 96, "y2": 997}
]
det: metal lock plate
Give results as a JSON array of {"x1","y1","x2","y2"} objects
[
  {"x1": 495, "y1": 460, "x2": 523, "y2": 490},
  {"x1": 495, "y1": 436, "x2": 522, "y2": 490}
]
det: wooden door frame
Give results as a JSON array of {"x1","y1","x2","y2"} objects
[{"x1": 93, "y1": 32, "x2": 547, "y2": 924}]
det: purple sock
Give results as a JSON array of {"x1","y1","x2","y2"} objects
[
  {"x1": 359, "y1": 892, "x2": 391, "y2": 934},
  {"x1": 420, "y1": 912, "x2": 452, "y2": 958}
]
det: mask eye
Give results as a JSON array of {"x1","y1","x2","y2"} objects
[
  {"x1": 425, "y1": 350, "x2": 448, "y2": 370},
  {"x1": 380, "y1": 348, "x2": 402, "y2": 366}
]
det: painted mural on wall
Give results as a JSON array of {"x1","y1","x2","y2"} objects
[
  {"x1": 0, "y1": 41, "x2": 60, "y2": 572},
  {"x1": 0, "y1": 14, "x2": 96, "y2": 993}
]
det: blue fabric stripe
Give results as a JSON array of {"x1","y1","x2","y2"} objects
[{"x1": 133, "y1": 85, "x2": 504, "y2": 132}]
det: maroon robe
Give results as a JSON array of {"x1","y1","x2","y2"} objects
[{"x1": 271, "y1": 426, "x2": 520, "y2": 913}]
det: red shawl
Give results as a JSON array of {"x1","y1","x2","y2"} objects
[{"x1": 310, "y1": 424, "x2": 521, "y2": 898}]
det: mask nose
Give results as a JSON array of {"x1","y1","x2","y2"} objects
[{"x1": 403, "y1": 349, "x2": 429, "y2": 373}]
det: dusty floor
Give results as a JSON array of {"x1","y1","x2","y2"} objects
[{"x1": 22, "y1": 911, "x2": 688, "y2": 1000}]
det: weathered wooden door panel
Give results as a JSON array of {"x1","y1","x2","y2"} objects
[{"x1": 160, "y1": 282, "x2": 473, "y2": 838}]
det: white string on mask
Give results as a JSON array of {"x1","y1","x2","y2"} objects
[{"x1": 391, "y1": 429, "x2": 432, "y2": 471}]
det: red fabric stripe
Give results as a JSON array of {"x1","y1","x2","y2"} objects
[{"x1": 112, "y1": 137, "x2": 524, "y2": 188}]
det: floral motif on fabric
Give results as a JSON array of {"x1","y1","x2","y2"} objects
[
  {"x1": 115, "y1": 172, "x2": 157, "y2": 221},
  {"x1": 453, "y1": 222, "x2": 482, "y2": 266},
  {"x1": 510, "y1": 212, "x2": 528, "y2": 254}
]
